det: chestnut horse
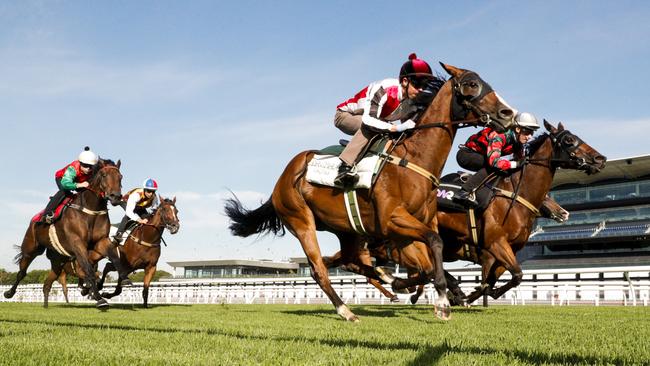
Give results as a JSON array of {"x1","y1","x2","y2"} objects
[
  {"x1": 4, "y1": 159, "x2": 129, "y2": 308},
  {"x1": 225, "y1": 63, "x2": 517, "y2": 321},
  {"x1": 43, "y1": 259, "x2": 74, "y2": 308},
  {"x1": 328, "y1": 121, "x2": 605, "y2": 305},
  {"x1": 327, "y1": 194, "x2": 571, "y2": 304},
  {"x1": 96, "y1": 197, "x2": 179, "y2": 307}
]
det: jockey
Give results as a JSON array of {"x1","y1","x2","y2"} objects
[
  {"x1": 454, "y1": 112, "x2": 540, "y2": 207},
  {"x1": 112, "y1": 178, "x2": 160, "y2": 245},
  {"x1": 42, "y1": 147, "x2": 98, "y2": 224},
  {"x1": 333, "y1": 53, "x2": 436, "y2": 186}
]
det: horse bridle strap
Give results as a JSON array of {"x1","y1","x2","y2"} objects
[
  {"x1": 68, "y1": 204, "x2": 108, "y2": 216},
  {"x1": 379, "y1": 153, "x2": 440, "y2": 187},
  {"x1": 492, "y1": 187, "x2": 541, "y2": 217}
]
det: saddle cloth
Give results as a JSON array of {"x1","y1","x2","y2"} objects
[
  {"x1": 306, "y1": 154, "x2": 380, "y2": 189},
  {"x1": 437, "y1": 172, "x2": 494, "y2": 213},
  {"x1": 31, "y1": 196, "x2": 74, "y2": 223}
]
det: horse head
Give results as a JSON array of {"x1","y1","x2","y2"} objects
[
  {"x1": 543, "y1": 120, "x2": 607, "y2": 174},
  {"x1": 157, "y1": 196, "x2": 180, "y2": 234},
  {"x1": 90, "y1": 159, "x2": 123, "y2": 206},
  {"x1": 440, "y1": 63, "x2": 516, "y2": 130}
]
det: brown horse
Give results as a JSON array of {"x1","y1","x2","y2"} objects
[
  {"x1": 326, "y1": 194, "x2": 571, "y2": 304},
  {"x1": 225, "y1": 63, "x2": 517, "y2": 321},
  {"x1": 43, "y1": 259, "x2": 74, "y2": 308},
  {"x1": 328, "y1": 121, "x2": 605, "y2": 305},
  {"x1": 4, "y1": 159, "x2": 129, "y2": 308},
  {"x1": 95, "y1": 197, "x2": 179, "y2": 307}
]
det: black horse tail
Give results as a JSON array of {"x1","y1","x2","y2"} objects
[
  {"x1": 12, "y1": 245, "x2": 23, "y2": 264},
  {"x1": 224, "y1": 195, "x2": 285, "y2": 238}
]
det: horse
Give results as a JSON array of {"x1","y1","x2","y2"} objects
[
  {"x1": 327, "y1": 121, "x2": 605, "y2": 305},
  {"x1": 325, "y1": 194, "x2": 571, "y2": 304},
  {"x1": 3, "y1": 159, "x2": 130, "y2": 308},
  {"x1": 43, "y1": 259, "x2": 74, "y2": 308},
  {"x1": 225, "y1": 63, "x2": 517, "y2": 321},
  {"x1": 95, "y1": 197, "x2": 180, "y2": 308}
]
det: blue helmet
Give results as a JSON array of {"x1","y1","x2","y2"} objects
[{"x1": 143, "y1": 178, "x2": 158, "y2": 191}]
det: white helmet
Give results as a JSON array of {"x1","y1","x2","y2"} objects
[
  {"x1": 514, "y1": 112, "x2": 540, "y2": 131},
  {"x1": 78, "y1": 146, "x2": 99, "y2": 165}
]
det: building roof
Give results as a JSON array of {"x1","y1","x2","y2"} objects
[
  {"x1": 166, "y1": 259, "x2": 298, "y2": 270},
  {"x1": 552, "y1": 155, "x2": 650, "y2": 188}
]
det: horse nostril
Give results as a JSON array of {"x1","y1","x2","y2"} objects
[
  {"x1": 499, "y1": 109, "x2": 513, "y2": 118},
  {"x1": 595, "y1": 155, "x2": 606, "y2": 163}
]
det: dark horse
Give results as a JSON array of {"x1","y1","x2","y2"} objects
[
  {"x1": 43, "y1": 260, "x2": 75, "y2": 308},
  {"x1": 329, "y1": 121, "x2": 606, "y2": 305},
  {"x1": 225, "y1": 63, "x2": 517, "y2": 321},
  {"x1": 95, "y1": 197, "x2": 180, "y2": 308},
  {"x1": 4, "y1": 159, "x2": 129, "y2": 308}
]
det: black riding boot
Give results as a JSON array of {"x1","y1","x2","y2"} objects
[
  {"x1": 334, "y1": 160, "x2": 358, "y2": 187},
  {"x1": 112, "y1": 216, "x2": 131, "y2": 245},
  {"x1": 454, "y1": 169, "x2": 488, "y2": 208},
  {"x1": 42, "y1": 190, "x2": 67, "y2": 223}
]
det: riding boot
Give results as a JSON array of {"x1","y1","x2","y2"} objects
[
  {"x1": 112, "y1": 216, "x2": 131, "y2": 245},
  {"x1": 334, "y1": 160, "x2": 359, "y2": 187},
  {"x1": 454, "y1": 169, "x2": 488, "y2": 208},
  {"x1": 42, "y1": 190, "x2": 66, "y2": 223}
]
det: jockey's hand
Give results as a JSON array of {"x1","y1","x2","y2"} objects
[
  {"x1": 76, "y1": 181, "x2": 90, "y2": 189},
  {"x1": 395, "y1": 120, "x2": 416, "y2": 132},
  {"x1": 138, "y1": 218, "x2": 148, "y2": 225}
]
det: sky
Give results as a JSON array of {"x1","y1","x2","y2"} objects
[{"x1": 1, "y1": 1, "x2": 649, "y2": 274}]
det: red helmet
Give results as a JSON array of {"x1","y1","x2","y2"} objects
[{"x1": 399, "y1": 53, "x2": 433, "y2": 81}]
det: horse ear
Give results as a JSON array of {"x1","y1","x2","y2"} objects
[
  {"x1": 557, "y1": 122, "x2": 565, "y2": 131},
  {"x1": 439, "y1": 62, "x2": 463, "y2": 78},
  {"x1": 117, "y1": 160, "x2": 121, "y2": 169},
  {"x1": 158, "y1": 194, "x2": 163, "y2": 202},
  {"x1": 543, "y1": 119, "x2": 556, "y2": 133},
  {"x1": 172, "y1": 196, "x2": 176, "y2": 204}
]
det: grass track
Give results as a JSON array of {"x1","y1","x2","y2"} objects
[{"x1": 0, "y1": 303, "x2": 648, "y2": 365}]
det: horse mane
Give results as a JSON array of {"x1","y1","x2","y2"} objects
[{"x1": 526, "y1": 133, "x2": 550, "y2": 157}]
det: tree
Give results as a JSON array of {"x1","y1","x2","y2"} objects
[{"x1": 128, "y1": 269, "x2": 172, "y2": 283}]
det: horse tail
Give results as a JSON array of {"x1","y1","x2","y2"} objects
[
  {"x1": 224, "y1": 194, "x2": 285, "y2": 237},
  {"x1": 12, "y1": 244, "x2": 23, "y2": 264}
]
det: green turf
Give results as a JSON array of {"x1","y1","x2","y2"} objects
[{"x1": 0, "y1": 303, "x2": 648, "y2": 365}]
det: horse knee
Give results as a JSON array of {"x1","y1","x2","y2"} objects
[{"x1": 512, "y1": 271, "x2": 523, "y2": 286}]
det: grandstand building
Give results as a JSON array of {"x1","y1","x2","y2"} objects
[{"x1": 520, "y1": 155, "x2": 650, "y2": 268}]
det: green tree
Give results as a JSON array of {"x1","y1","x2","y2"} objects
[{"x1": 128, "y1": 269, "x2": 172, "y2": 283}]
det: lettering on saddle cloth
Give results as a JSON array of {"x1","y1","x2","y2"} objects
[
  {"x1": 437, "y1": 172, "x2": 493, "y2": 212},
  {"x1": 31, "y1": 196, "x2": 74, "y2": 223},
  {"x1": 305, "y1": 138, "x2": 390, "y2": 189}
]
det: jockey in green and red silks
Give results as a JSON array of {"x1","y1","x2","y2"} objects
[
  {"x1": 41, "y1": 147, "x2": 98, "y2": 223},
  {"x1": 454, "y1": 113, "x2": 540, "y2": 207}
]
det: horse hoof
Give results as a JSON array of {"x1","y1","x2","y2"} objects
[
  {"x1": 96, "y1": 299, "x2": 109, "y2": 309},
  {"x1": 409, "y1": 295, "x2": 419, "y2": 305},
  {"x1": 390, "y1": 296, "x2": 400, "y2": 303},
  {"x1": 434, "y1": 305, "x2": 451, "y2": 321},
  {"x1": 4, "y1": 290, "x2": 15, "y2": 299},
  {"x1": 80, "y1": 288, "x2": 89, "y2": 296}
]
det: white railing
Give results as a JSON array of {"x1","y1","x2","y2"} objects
[{"x1": 1, "y1": 266, "x2": 648, "y2": 306}]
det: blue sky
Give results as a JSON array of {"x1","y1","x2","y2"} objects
[{"x1": 1, "y1": 1, "x2": 649, "y2": 273}]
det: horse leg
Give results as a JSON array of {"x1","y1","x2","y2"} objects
[
  {"x1": 142, "y1": 265, "x2": 156, "y2": 308},
  {"x1": 92, "y1": 238, "x2": 132, "y2": 286},
  {"x1": 99, "y1": 262, "x2": 121, "y2": 298},
  {"x1": 486, "y1": 244, "x2": 523, "y2": 299},
  {"x1": 445, "y1": 270, "x2": 469, "y2": 307},
  {"x1": 4, "y1": 225, "x2": 45, "y2": 299},
  {"x1": 43, "y1": 267, "x2": 61, "y2": 308},
  {"x1": 384, "y1": 207, "x2": 450, "y2": 320},
  {"x1": 70, "y1": 245, "x2": 108, "y2": 309},
  {"x1": 465, "y1": 254, "x2": 497, "y2": 304}
]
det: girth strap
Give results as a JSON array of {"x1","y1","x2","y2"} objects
[
  {"x1": 48, "y1": 225, "x2": 73, "y2": 257},
  {"x1": 493, "y1": 188, "x2": 541, "y2": 217},
  {"x1": 343, "y1": 190, "x2": 367, "y2": 235}
]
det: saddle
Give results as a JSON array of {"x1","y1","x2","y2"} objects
[
  {"x1": 437, "y1": 172, "x2": 496, "y2": 213},
  {"x1": 305, "y1": 135, "x2": 393, "y2": 189},
  {"x1": 31, "y1": 196, "x2": 74, "y2": 224}
]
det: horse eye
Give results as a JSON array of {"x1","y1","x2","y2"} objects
[
  {"x1": 564, "y1": 136, "x2": 576, "y2": 145},
  {"x1": 460, "y1": 82, "x2": 481, "y2": 97}
]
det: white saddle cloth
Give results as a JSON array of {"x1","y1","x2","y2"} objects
[{"x1": 306, "y1": 154, "x2": 380, "y2": 189}]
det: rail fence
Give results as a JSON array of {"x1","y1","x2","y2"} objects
[{"x1": 1, "y1": 266, "x2": 649, "y2": 306}]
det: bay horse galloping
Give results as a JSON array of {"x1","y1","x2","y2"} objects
[
  {"x1": 342, "y1": 121, "x2": 605, "y2": 305},
  {"x1": 96, "y1": 197, "x2": 179, "y2": 308},
  {"x1": 225, "y1": 63, "x2": 516, "y2": 321},
  {"x1": 4, "y1": 159, "x2": 129, "y2": 308}
]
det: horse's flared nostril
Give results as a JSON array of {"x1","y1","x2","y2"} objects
[{"x1": 498, "y1": 109, "x2": 514, "y2": 119}]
